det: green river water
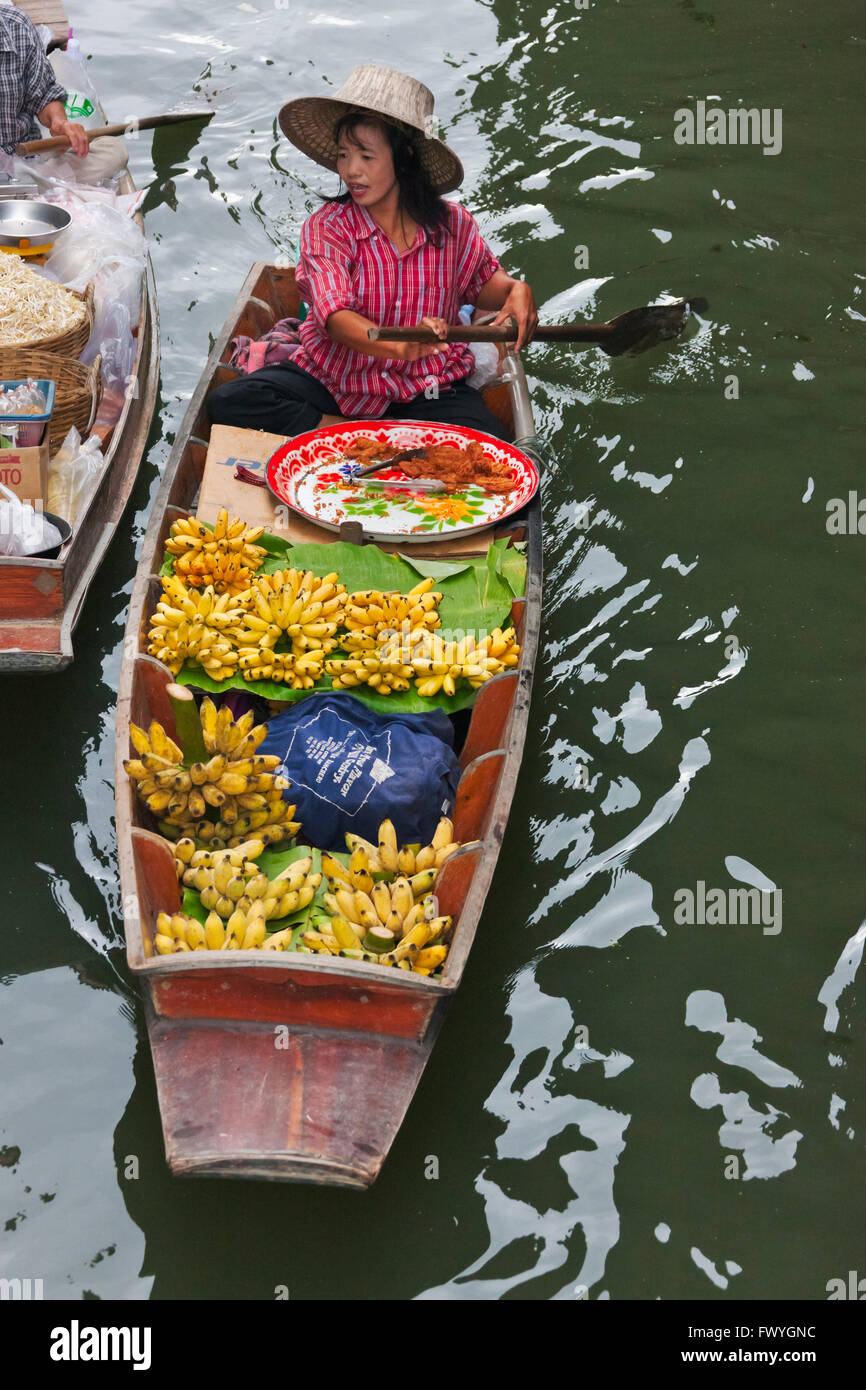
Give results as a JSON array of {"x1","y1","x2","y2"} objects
[{"x1": 1, "y1": 0, "x2": 863, "y2": 1301}]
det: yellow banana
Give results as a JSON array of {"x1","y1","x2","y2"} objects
[
  {"x1": 432, "y1": 817, "x2": 453, "y2": 851},
  {"x1": 241, "y1": 918, "x2": 267, "y2": 950},
  {"x1": 336, "y1": 889, "x2": 362, "y2": 925},
  {"x1": 322, "y1": 854, "x2": 352, "y2": 886},
  {"x1": 330, "y1": 916, "x2": 361, "y2": 950},
  {"x1": 354, "y1": 891, "x2": 380, "y2": 931},
  {"x1": 390, "y1": 877, "x2": 414, "y2": 922},
  {"x1": 435, "y1": 842, "x2": 460, "y2": 868},
  {"x1": 185, "y1": 920, "x2": 207, "y2": 950},
  {"x1": 205, "y1": 912, "x2": 226, "y2": 949},
  {"x1": 128, "y1": 723, "x2": 152, "y2": 757},
  {"x1": 371, "y1": 881, "x2": 393, "y2": 925},
  {"x1": 397, "y1": 846, "x2": 416, "y2": 876},
  {"x1": 415, "y1": 844, "x2": 436, "y2": 872},
  {"x1": 414, "y1": 945, "x2": 448, "y2": 971}
]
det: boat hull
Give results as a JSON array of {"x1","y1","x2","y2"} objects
[{"x1": 147, "y1": 1000, "x2": 447, "y2": 1186}]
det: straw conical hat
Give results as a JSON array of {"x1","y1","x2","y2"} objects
[{"x1": 278, "y1": 65, "x2": 464, "y2": 194}]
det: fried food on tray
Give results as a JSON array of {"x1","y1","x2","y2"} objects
[
  {"x1": 400, "y1": 442, "x2": 515, "y2": 495},
  {"x1": 343, "y1": 437, "x2": 403, "y2": 461},
  {"x1": 339, "y1": 437, "x2": 515, "y2": 495}
]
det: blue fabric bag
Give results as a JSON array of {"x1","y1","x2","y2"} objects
[{"x1": 258, "y1": 694, "x2": 461, "y2": 852}]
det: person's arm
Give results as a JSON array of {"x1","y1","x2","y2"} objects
[
  {"x1": 326, "y1": 309, "x2": 447, "y2": 363},
  {"x1": 17, "y1": 17, "x2": 88, "y2": 156},
  {"x1": 453, "y1": 204, "x2": 538, "y2": 350},
  {"x1": 36, "y1": 99, "x2": 89, "y2": 157},
  {"x1": 475, "y1": 268, "x2": 538, "y2": 351}
]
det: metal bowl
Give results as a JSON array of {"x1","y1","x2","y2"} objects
[
  {"x1": 32, "y1": 511, "x2": 72, "y2": 559},
  {"x1": 0, "y1": 200, "x2": 71, "y2": 257}
]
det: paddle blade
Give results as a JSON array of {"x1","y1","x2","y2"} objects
[{"x1": 600, "y1": 297, "x2": 708, "y2": 357}]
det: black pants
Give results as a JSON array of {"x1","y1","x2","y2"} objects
[{"x1": 206, "y1": 359, "x2": 512, "y2": 442}]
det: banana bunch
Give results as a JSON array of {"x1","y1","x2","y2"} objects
[
  {"x1": 240, "y1": 568, "x2": 346, "y2": 654},
  {"x1": 304, "y1": 884, "x2": 450, "y2": 973},
  {"x1": 164, "y1": 510, "x2": 268, "y2": 593},
  {"x1": 342, "y1": 577, "x2": 442, "y2": 643},
  {"x1": 335, "y1": 817, "x2": 463, "y2": 878},
  {"x1": 325, "y1": 652, "x2": 412, "y2": 694},
  {"x1": 155, "y1": 844, "x2": 324, "y2": 953},
  {"x1": 163, "y1": 801, "x2": 301, "y2": 848},
  {"x1": 172, "y1": 834, "x2": 265, "y2": 879},
  {"x1": 153, "y1": 903, "x2": 272, "y2": 952},
  {"x1": 154, "y1": 904, "x2": 274, "y2": 952},
  {"x1": 146, "y1": 576, "x2": 247, "y2": 679},
  {"x1": 312, "y1": 818, "x2": 461, "y2": 974},
  {"x1": 125, "y1": 699, "x2": 300, "y2": 846},
  {"x1": 409, "y1": 626, "x2": 519, "y2": 697},
  {"x1": 326, "y1": 625, "x2": 520, "y2": 697},
  {"x1": 177, "y1": 840, "x2": 321, "y2": 921},
  {"x1": 234, "y1": 646, "x2": 324, "y2": 690}
]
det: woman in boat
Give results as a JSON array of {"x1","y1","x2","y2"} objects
[{"x1": 207, "y1": 66, "x2": 537, "y2": 442}]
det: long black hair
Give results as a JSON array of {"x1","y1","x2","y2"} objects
[{"x1": 320, "y1": 111, "x2": 451, "y2": 236}]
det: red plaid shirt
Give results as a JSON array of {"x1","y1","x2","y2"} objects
[{"x1": 292, "y1": 198, "x2": 500, "y2": 417}]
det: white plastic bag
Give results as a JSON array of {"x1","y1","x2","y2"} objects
[
  {"x1": 459, "y1": 304, "x2": 502, "y2": 390},
  {"x1": 43, "y1": 203, "x2": 147, "y2": 322},
  {"x1": 49, "y1": 37, "x2": 104, "y2": 130},
  {"x1": 0, "y1": 485, "x2": 62, "y2": 557},
  {"x1": 44, "y1": 426, "x2": 105, "y2": 526},
  {"x1": 80, "y1": 297, "x2": 135, "y2": 387}
]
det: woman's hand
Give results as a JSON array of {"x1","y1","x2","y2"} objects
[
  {"x1": 48, "y1": 115, "x2": 89, "y2": 157},
  {"x1": 489, "y1": 282, "x2": 538, "y2": 352},
  {"x1": 393, "y1": 316, "x2": 449, "y2": 363}
]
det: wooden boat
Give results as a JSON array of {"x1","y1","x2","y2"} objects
[
  {"x1": 116, "y1": 260, "x2": 543, "y2": 1186},
  {"x1": 0, "y1": 2, "x2": 159, "y2": 672}
]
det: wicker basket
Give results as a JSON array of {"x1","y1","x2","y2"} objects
[
  {"x1": 0, "y1": 349, "x2": 102, "y2": 452},
  {"x1": 0, "y1": 282, "x2": 95, "y2": 360}
]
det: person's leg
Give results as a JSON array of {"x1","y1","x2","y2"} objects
[
  {"x1": 383, "y1": 378, "x2": 513, "y2": 442},
  {"x1": 207, "y1": 361, "x2": 342, "y2": 436},
  {"x1": 36, "y1": 135, "x2": 129, "y2": 185}
]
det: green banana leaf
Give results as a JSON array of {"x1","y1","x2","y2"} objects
[{"x1": 499, "y1": 540, "x2": 528, "y2": 597}]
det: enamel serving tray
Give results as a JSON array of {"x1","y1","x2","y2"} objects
[{"x1": 266, "y1": 420, "x2": 539, "y2": 542}]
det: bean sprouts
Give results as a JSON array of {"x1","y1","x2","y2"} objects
[{"x1": 0, "y1": 254, "x2": 87, "y2": 347}]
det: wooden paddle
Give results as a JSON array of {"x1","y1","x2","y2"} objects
[
  {"x1": 15, "y1": 111, "x2": 214, "y2": 156},
  {"x1": 368, "y1": 296, "x2": 708, "y2": 357}
]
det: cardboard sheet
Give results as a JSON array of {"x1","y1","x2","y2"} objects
[
  {"x1": 196, "y1": 424, "x2": 497, "y2": 557},
  {"x1": 0, "y1": 435, "x2": 48, "y2": 506}
]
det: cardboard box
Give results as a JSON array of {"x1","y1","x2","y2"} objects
[
  {"x1": 197, "y1": 425, "x2": 290, "y2": 532},
  {"x1": 197, "y1": 424, "x2": 494, "y2": 557},
  {"x1": 0, "y1": 434, "x2": 49, "y2": 506}
]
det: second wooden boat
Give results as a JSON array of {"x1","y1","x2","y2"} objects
[
  {"x1": 116, "y1": 261, "x2": 543, "y2": 1186},
  {"x1": 0, "y1": 4, "x2": 160, "y2": 672}
]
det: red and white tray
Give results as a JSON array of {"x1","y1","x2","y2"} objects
[{"x1": 266, "y1": 420, "x2": 539, "y2": 543}]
